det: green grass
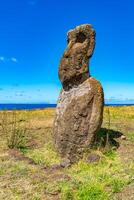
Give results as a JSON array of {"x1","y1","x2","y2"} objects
[
  {"x1": 128, "y1": 132, "x2": 134, "y2": 142},
  {"x1": 25, "y1": 142, "x2": 61, "y2": 166},
  {"x1": 59, "y1": 151, "x2": 129, "y2": 199}
]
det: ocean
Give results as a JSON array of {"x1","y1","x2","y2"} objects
[
  {"x1": 0, "y1": 103, "x2": 133, "y2": 110},
  {"x1": 0, "y1": 104, "x2": 57, "y2": 110}
]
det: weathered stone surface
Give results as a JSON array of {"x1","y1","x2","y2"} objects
[{"x1": 53, "y1": 24, "x2": 104, "y2": 162}]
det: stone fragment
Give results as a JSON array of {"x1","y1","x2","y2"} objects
[
  {"x1": 86, "y1": 153, "x2": 100, "y2": 164},
  {"x1": 60, "y1": 158, "x2": 71, "y2": 168},
  {"x1": 121, "y1": 135, "x2": 126, "y2": 140}
]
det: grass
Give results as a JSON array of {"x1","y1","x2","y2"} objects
[
  {"x1": 61, "y1": 151, "x2": 129, "y2": 199},
  {"x1": 25, "y1": 142, "x2": 61, "y2": 166},
  {"x1": 0, "y1": 106, "x2": 134, "y2": 199},
  {"x1": 128, "y1": 132, "x2": 134, "y2": 142}
]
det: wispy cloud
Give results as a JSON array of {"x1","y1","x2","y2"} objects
[
  {"x1": 105, "y1": 98, "x2": 134, "y2": 104},
  {"x1": 0, "y1": 56, "x2": 18, "y2": 63},
  {"x1": 0, "y1": 84, "x2": 60, "y2": 103},
  {"x1": 11, "y1": 57, "x2": 18, "y2": 63},
  {"x1": 102, "y1": 81, "x2": 134, "y2": 104},
  {"x1": 15, "y1": 92, "x2": 24, "y2": 97},
  {"x1": 0, "y1": 56, "x2": 5, "y2": 62}
]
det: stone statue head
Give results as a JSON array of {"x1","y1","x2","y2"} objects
[{"x1": 58, "y1": 24, "x2": 96, "y2": 90}]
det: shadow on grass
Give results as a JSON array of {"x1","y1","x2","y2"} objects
[{"x1": 93, "y1": 128, "x2": 123, "y2": 149}]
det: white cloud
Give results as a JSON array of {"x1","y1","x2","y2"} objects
[
  {"x1": 11, "y1": 57, "x2": 18, "y2": 63},
  {"x1": 0, "y1": 56, "x2": 18, "y2": 63},
  {"x1": 0, "y1": 56, "x2": 5, "y2": 62}
]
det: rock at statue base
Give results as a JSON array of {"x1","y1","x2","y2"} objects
[{"x1": 53, "y1": 24, "x2": 104, "y2": 163}]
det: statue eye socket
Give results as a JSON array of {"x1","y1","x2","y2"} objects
[{"x1": 76, "y1": 32, "x2": 86, "y2": 43}]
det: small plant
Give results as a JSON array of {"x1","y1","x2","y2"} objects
[
  {"x1": 93, "y1": 107, "x2": 112, "y2": 150},
  {"x1": 1, "y1": 110, "x2": 30, "y2": 150},
  {"x1": 59, "y1": 181, "x2": 74, "y2": 200},
  {"x1": 111, "y1": 178, "x2": 126, "y2": 193},
  {"x1": 75, "y1": 183, "x2": 109, "y2": 200},
  {"x1": 105, "y1": 107, "x2": 111, "y2": 149}
]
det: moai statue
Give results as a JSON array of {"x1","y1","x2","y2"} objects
[{"x1": 53, "y1": 24, "x2": 104, "y2": 163}]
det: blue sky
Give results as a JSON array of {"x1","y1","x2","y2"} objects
[{"x1": 0, "y1": 0, "x2": 134, "y2": 103}]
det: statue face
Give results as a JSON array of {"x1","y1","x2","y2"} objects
[{"x1": 58, "y1": 24, "x2": 95, "y2": 88}]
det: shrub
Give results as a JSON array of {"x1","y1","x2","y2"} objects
[{"x1": 0, "y1": 110, "x2": 29, "y2": 150}]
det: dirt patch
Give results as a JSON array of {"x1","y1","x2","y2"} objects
[
  {"x1": 117, "y1": 141, "x2": 134, "y2": 163},
  {"x1": 8, "y1": 149, "x2": 38, "y2": 165},
  {"x1": 115, "y1": 183, "x2": 134, "y2": 200}
]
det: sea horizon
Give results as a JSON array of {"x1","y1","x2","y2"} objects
[{"x1": 0, "y1": 103, "x2": 133, "y2": 110}]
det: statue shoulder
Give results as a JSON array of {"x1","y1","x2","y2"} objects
[{"x1": 88, "y1": 77, "x2": 104, "y2": 94}]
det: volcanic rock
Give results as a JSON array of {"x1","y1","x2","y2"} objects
[{"x1": 53, "y1": 24, "x2": 104, "y2": 162}]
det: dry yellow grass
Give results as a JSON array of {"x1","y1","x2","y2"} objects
[{"x1": 0, "y1": 106, "x2": 134, "y2": 200}]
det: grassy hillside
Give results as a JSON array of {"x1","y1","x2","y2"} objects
[{"x1": 0, "y1": 106, "x2": 134, "y2": 200}]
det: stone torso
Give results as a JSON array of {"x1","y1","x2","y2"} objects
[{"x1": 54, "y1": 77, "x2": 103, "y2": 162}]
